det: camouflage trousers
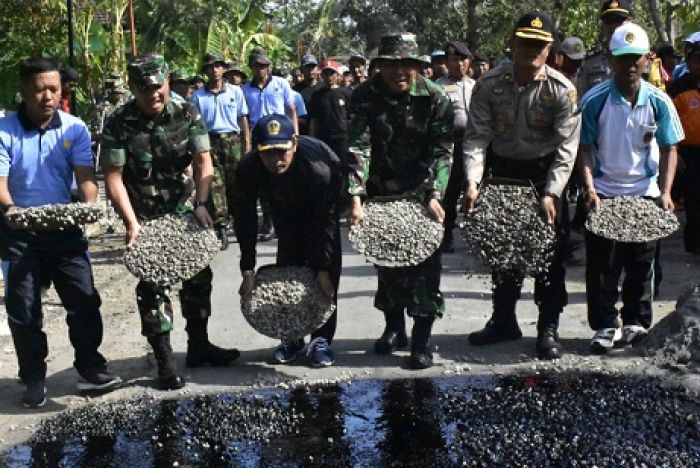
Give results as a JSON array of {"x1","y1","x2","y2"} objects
[
  {"x1": 136, "y1": 266, "x2": 212, "y2": 337},
  {"x1": 374, "y1": 251, "x2": 445, "y2": 318},
  {"x1": 208, "y1": 133, "x2": 242, "y2": 227}
]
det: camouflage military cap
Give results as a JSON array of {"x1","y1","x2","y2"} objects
[
  {"x1": 128, "y1": 53, "x2": 169, "y2": 88},
  {"x1": 376, "y1": 33, "x2": 422, "y2": 62}
]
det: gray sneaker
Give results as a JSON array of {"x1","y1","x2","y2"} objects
[
  {"x1": 22, "y1": 381, "x2": 47, "y2": 408},
  {"x1": 77, "y1": 371, "x2": 122, "y2": 392}
]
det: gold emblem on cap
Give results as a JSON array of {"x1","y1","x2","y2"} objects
[
  {"x1": 610, "y1": 1, "x2": 619, "y2": 8},
  {"x1": 574, "y1": 43, "x2": 583, "y2": 52},
  {"x1": 531, "y1": 17, "x2": 543, "y2": 29},
  {"x1": 625, "y1": 32, "x2": 635, "y2": 44},
  {"x1": 267, "y1": 119, "x2": 281, "y2": 136}
]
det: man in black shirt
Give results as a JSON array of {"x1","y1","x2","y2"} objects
[
  {"x1": 309, "y1": 59, "x2": 353, "y2": 174},
  {"x1": 294, "y1": 53, "x2": 325, "y2": 134},
  {"x1": 231, "y1": 114, "x2": 344, "y2": 367}
]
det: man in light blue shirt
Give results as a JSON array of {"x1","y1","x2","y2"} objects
[
  {"x1": 579, "y1": 24, "x2": 684, "y2": 354},
  {"x1": 190, "y1": 53, "x2": 250, "y2": 249},
  {"x1": 241, "y1": 49, "x2": 298, "y2": 241},
  {"x1": 242, "y1": 49, "x2": 297, "y2": 132},
  {"x1": 0, "y1": 57, "x2": 121, "y2": 408}
]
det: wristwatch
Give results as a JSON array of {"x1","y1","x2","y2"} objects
[
  {"x1": 194, "y1": 200, "x2": 207, "y2": 208},
  {"x1": 426, "y1": 191, "x2": 442, "y2": 203}
]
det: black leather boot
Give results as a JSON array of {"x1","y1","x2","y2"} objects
[
  {"x1": 374, "y1": 309, "x2": 408, "y2": 354},
  {"x1": 468, "y1": 316, "x2": 522, "y2": 345},
  {"x1": 409, "y1": 316, "x2": 434, "y2": 369},
  {"x1": 185, "y1": 318, "x2": 240, "y2": 367},
  {"x1": 147, "y1": 333, "x2": 185, "y2": 390},
  {"x1": 536, "y1": 312, "x2": 563, "y2": 360}
]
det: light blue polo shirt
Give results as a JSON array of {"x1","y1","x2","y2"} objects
[
  {"x1": 0, "y1": 109, "x2": 93, "y2": 207},
  {"x1": 190, "y1": 83, "x2": 248, "y2": 134},
  {"x1": 292, "y1": 90, "x2": 307, "y2": 118},
  {"x1": 242, "y1": 76, "x2": 295, "y2": 128},
  {"x1": 578, "y1": 79, "x2": 685, "y2": 197}
]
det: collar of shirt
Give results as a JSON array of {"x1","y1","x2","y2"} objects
[
  {"x1": 610, "y1": 80, "x2": 651, "y2": 107},
  {"x1": 204, "y1": 81, "x2": 228, "y2": 95},
  {"x1": 251, "y1": 75, "x2": 273, "y2": 89},
  {"x1": 500, "y1": 64, "x2": 549, "y2": 86},
  {"x1": 17, "y1": 104, "x2": 62, "y2": 133}
]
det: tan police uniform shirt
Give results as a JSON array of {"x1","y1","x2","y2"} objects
[
  {"x1": 462, "y1": 63, "x2": 581, "y2": 197},
  {"x1": 436, "y1": 75, "x2": 476, "y2": 134},
  {"x1": 577, "y1": 50, "x2": 611, "y2": 97}
]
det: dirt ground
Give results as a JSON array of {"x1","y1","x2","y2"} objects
[{"x1": 1, "y1": 216, "x2": 700, "y2": 454}]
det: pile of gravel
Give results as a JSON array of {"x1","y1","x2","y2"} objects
[
  {"x1": 29, "y1": 392, "x2": 302, "y2": 446},
  {"x1": 241, "y1": 266, "x2": 335, "y2": 340},
  {"x1": 462, "y1": 181, "x2": 555, "y2": 277},
  {"x1": 349, "y1": 198, "x2": 443, "y2": 267},
  {"x1": 645, "y1": 285, "x2": 700, "y2": 371},
  {"x1": 5, "y1": 202, "x2": 102, "y2": 230},
  {"x1": 586, "y1": 196, "x2": 679, "y2": 242},
  {"x1": 124, "y1": 213, "x2": 219, "y2": 286}
]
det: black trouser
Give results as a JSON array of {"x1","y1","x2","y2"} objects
[
  {"x1": 681, "y1": 147, "x2": 700, "y2": 252},
  {"x1": 276, "y1": 226, "x2": 342, "y2": 343},
  {"x1": 585, "y1": 230, "x2": 656, "y2": 330},
  {"x1": 485, "y1": 152, "x2": 568, "y2": 328},
  {"x1": 443, "y1": 135, "x2": 465, "y2": 236},
  {"x1": 136, "y1": 266, "x2": 212, "y2": 337},
  {"x1": 1, "y1": 226, "x2": 106, "y2": 384}
]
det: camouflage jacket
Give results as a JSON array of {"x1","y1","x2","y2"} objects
[
  {"x1": 100, "y1": 99, "x2": 210, "y2": 220},
  {"x1": 347, "y1": 74, "x2": 454, "y2": 201}
]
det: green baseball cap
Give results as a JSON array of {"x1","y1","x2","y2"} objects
[
  {"x1": 375, "y1": 33, "x2": 422, "y2": 62},
  {"x1": 128, "y1": 53, "x2": 169, "y2": 88}
]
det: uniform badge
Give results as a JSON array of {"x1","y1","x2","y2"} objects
[
  {"x1": 63, "y1": 140, "x2": 73, "y2": 150},
  {"x1": 625, "y1": 32, "x2": 635, "y2": 44},
  {"x1": 531, "y1": 17, "x2": 543, "y2": 29},
  {"x1": 690, "y1": 98, "x2": 699, "y2": 109},
  {"x1": 567, "y1": 89, "x2": 578, "y2": 106},
  {"x1": 611, "y1": 1, "x2": 619, "y2": 8},
  {"x1": 338, "y1": 98, "x2": 345, "y2": 106},
  {"x1": 267, "y1": 119, "x2": 281, "y2": 136},
  {"x1": 493, "y1": 87, "x2": 504, "y2": 95}
]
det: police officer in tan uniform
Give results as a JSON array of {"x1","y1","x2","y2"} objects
[
  {"x1": 577, "y1": 0, "x2": 633, "y2": 96},
  {"x1": 436, "y1": 41, "x2": 476, "y2": 252},
  {"x1": 462, "y1": 11, "x2": 581, "y2": 360}
]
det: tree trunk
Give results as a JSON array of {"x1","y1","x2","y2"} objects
[
  {"x1": 646, "y1": 0, "x2": 669, "y2": 44},
  {"x1": 466, "y1": 0, "x2": 478, "y2": 49}
]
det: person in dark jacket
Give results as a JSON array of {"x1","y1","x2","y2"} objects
[{"x1": 232, "y1": 114, "x2": 343, "y2": 367}]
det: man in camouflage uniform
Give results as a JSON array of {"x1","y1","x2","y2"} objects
[
  {"x1": 463, "y1": 11, "x2": 581, "y2": 360},
  {"x1": 101, "y1": 53, "x2": 239, "y2": 391},
  {"x1": 190, "y1": 53, "x2": 250, "y2": 251},
  {"x1": 347, "y1": 33, "x2": 454, "y2": 369},
  {"x1": 577, "y1": 0, "x2": 633, "y2": 97},
  {"x1": 88, "y1": 73, "x2": 128, "y2": 155}
]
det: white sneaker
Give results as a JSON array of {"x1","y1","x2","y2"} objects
[
  {"x1": 620, "y1": 325, "x2": 648, "y2": 345},
  {"x1": 590, "y1": 328, "x2": 622, "y2": 354}
]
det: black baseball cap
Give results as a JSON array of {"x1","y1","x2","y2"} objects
[
  {"x1": 445, "y1": 41, "x2": 473, "y2": 59},
  {"x1": 513, "y1": 11, "x2": 555, "y2": 43}
]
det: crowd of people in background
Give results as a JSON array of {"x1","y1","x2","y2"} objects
[{"x1": 0, "y1": 0, "x2": 699, "y2": 409}]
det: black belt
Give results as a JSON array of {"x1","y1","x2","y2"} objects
[{"x1": 209, "y1": 132, "x2": 238, "y2": 140}]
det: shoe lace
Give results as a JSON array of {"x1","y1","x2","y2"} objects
[{"x1": 307, "y1": 337, "x2": 329, "y2": 355}]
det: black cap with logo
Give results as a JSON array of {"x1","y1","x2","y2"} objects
[{"x1": 513, "y1": 11, "x2": 555, "y2": 43}]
